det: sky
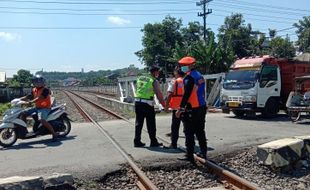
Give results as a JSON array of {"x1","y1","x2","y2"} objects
[{"x1": 0, "y1": 0, "x2": 309, "y2": 77}]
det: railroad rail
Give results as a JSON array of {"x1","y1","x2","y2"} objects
[
  {"x1": 65, "y1": 90, "x2": 260, "y2": 190},
  {"x1": 64, "y1": 90, "x2": 158, "y2": 190}
]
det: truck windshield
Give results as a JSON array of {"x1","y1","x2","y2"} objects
[{"x1": 223, "y1": 70, "x2": 258, "y2": 90}]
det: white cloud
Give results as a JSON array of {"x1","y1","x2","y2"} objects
[
  {"x1": 107, "y1": 16, "x2": 131, "y2": 25},
  {"x1": 0, "y1": 32, "x2": 21, "y2": 42}
]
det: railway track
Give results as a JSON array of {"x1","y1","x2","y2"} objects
[
  {"x1": 64, "y1": 90, "x2": 260, "y2": 190},
  {"x1": 64, "y1": 90, "x2": 158, "y2": 190}
]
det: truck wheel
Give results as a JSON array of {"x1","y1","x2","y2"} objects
[
  {"x1": 262, "y1": 98, "x2": 279, "y2": 118},
  {"x1": 232, "y1": 110, "x2": 245, "y2": 118}
]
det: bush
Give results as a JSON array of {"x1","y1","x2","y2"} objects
[{"x1": 0, "y1": 103, "x2": 11, "y2": 115}]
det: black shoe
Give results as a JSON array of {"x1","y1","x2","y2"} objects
[
  {"x1": 196, "y1": 152, "x2": 207, "y2": 159},
  {"x1": 178, "y1": 154, "x2": 196, "y2": 165},
  {"x1": 177, "y1": 154, "x2": 194, "y2": 161},
  {"x1": 150, "y1": 142, "x2": 163, "y2": 147},
  {"x1": 134, "y1": 142, "x2": 145, "y2": 147},
  {"x1": 163, "y1": 144, "x2": 177, "y2": 149}
]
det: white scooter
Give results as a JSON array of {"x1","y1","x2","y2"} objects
[{"x1": 0, "y1": 98, "x2": 71, "y2": 147}]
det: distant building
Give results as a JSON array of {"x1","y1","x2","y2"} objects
[
  {"x1": 63, "y1": 77, "x2": 80, "y2": 86},
  {"x1": 0, "y1": 71, "x2": 6, "y2": 86}
]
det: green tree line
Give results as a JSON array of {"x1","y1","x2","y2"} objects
[{"x1": 136, "y1": 14, "x2": 310, "y2": 75}]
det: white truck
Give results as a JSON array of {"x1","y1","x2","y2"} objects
[{"x1": 221, "y1": 55, "x2": 310, "y2": 117}]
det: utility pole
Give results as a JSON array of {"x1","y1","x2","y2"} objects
[{"x1": 197, "y1": 0, "x2": 212, "y2": 43}]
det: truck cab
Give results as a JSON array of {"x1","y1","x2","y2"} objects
[{"x1": 221, "y1": 56, "x2": 281, "y2": 117}]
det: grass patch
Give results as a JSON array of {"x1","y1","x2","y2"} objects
[{"x1": 0, "y1": 103, "x2": 11, "y2": 116}]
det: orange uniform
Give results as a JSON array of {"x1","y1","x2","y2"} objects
[
  {"x1": 169, "y1": 77, "x2": 184, "y2": 109},
  {"x1": 32, "y1": 87, "x2": 51, "y2": 109}
]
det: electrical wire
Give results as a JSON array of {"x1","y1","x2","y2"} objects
[
  {"x1": 217, "y1": 0, "x2": 310, "y2": 13},
  {"x1": 0, "y1": 0, "x2": 196, "y2": 5}
]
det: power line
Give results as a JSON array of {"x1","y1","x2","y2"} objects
[
  {"x1": 218, "y1": 0, "x2": 310, "y2": 13},
  {"x1": 0, "y1": 6, "x2": 199, "y2": 12},
  {"x1": 211, "y1": 13, "x2": 294, "y2": 24},
  {"x1": 276, "y1": 26, "x2": 296, "y2": 33},
  {"x1": 210, "y1": 2, "x2": 308, "y2": 17},
  {"x1": 0, "y1": 10, "x2": 197, "y2": 15},
  {"x1": 0, "y1": 26, "x2": 143, "y2": 29},
  {"x1": 213, "y1": 8, "x2": 301, "y2": 22},
  {"x1": 0, "y1": 0, "x2": 196, "y2": 5},
  {"x1": 0, "y1": 5, "x2": 302, "y2": 23}
]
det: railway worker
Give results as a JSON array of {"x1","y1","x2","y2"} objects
[
  {"x1": 21, "y1": 75, "x2": 58, "y2": 141},
  {"x1": 133, "y1": 65, "x2": 165, "y2": 147},
  {"x1": 175, "y1": 56, "x2": 208, "y2": 162},
  {"x1": 164, "y1": 67, "x2": 185, "y2": 149}
]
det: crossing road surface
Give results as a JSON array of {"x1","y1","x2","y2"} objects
[{"x1": 0, "y1": 113, "x2": 309, "y2": 179}]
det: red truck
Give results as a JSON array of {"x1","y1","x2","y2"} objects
[{"x1": 221, "y1": 55, "x2": 310, "y2": 117}]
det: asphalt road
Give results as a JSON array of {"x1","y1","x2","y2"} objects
[{"x1": 0, "y1": 113, "x2": 309, "y2": 179}]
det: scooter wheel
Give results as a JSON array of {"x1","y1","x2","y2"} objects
[{"x1": 0, "y1": 128, "x2": 17, "y2": 147}]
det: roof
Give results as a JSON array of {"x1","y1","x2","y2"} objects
[
  {"x1": 294, "y1": 75, "x2": 310, "y2": 82},
  {"x1": 0, "y1": 72, "x2": 6, "y2": 83},
  {"x1": 231, "y1": 55, "x2": 272, "y2": 69},
  {"x1": 294, "y1": 53, "x2": 310, "y2": 62}
]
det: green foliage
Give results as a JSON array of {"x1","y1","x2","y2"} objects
[
  {"x1": 0, "y1": 103, "x2": 10, "y2": 115},
  {"x1": 294, "y1": 16, "x2": 310, "y2": 53},
  {"x1": 218, "y1": 13, "x2": 255, "y2": 58},
  {"x1": 135, "y1": 16, "x2": 183, "y2": 76},
  {"x1": 269, "y1": 36, "x2": 296, "y2": 58},
  {"x1": 8, "y1": 69, "x2": 33, "y2": 87},
  {"x1": 36, "y1": 65, "x2": 144, "y2": 87}
]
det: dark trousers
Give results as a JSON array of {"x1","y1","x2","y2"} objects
[
  {"x1": 171, "y1": 110, "x2": 182, "y2": 147},
  {"x1": 134, "y1": 102, "x2": 158, "y2": 144},
  {"x1": 182, "y1": 106, "x2": 207, "y2": 157}
]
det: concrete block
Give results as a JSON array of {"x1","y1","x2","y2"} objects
[
  {"x1": 97, "y1": 95, "x2": 134, "y2": 113},
  {"x1": 257, "y1": 138, "x2": 304, "y2": 168},
  {"x1": 294, "y1": 136, "x2": 310, "y2": 155},
  {"x1": 0, "y1": 176, "x2": 43, "y2": 190},
  {"x1": 43, "y1": 173, "x2": 74, "y2": 188}
]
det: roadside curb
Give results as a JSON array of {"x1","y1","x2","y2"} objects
[
  {"x1": 0, "y1": 173, "x2": 74, "y2": 190},
  {"x1": 257, "y1": 136, "x2": 310, "y2": 168}
]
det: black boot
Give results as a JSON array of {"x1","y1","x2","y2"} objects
[
  {"x1": 150, "y1": 141, "x2": 163, "y2": 147},
  {"x1": 134, "y1": 141, "x2": 145, "y2": 147}
]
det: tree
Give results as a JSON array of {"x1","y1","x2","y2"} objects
[
  {"x1": 8, "y1": 69, "x2": 33, "y2": 87},
  {"x1": 218, "y1": 13, "x2": 257, "y2": 58},
  {"x1": 269, "y1": 36, "x2": 296, "y2": 58},
  {"x1": 294, "y1": 16, "x2": 310, "y2": 53},
  {"x1": 269, "y1": 29, "x2": 277, "y2": 39},
  {"x1": 135, "y1": 16, "x2": 183, "y2": 76}
]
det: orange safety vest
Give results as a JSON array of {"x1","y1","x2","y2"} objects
[
  {"x1": 32, "y1": 87, "x2": 51, "y2": 109},
  {"x1": 187, "y1": 70, "x2": 206, "y2": 108},
  {"x1": 169, "y1": 77, "x2": 184, "y2": 109}
]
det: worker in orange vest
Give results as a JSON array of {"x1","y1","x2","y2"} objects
[
  {"x1": 164, "y1": 67, "x2": 185, "y2": 149},
  {"x1": 176, "y1": 56, "x2": 207, "y2": 163}
]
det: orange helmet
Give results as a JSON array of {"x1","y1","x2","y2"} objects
[{"x1": 178, "y1": 56, "x2": 196, "y2": 66}]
